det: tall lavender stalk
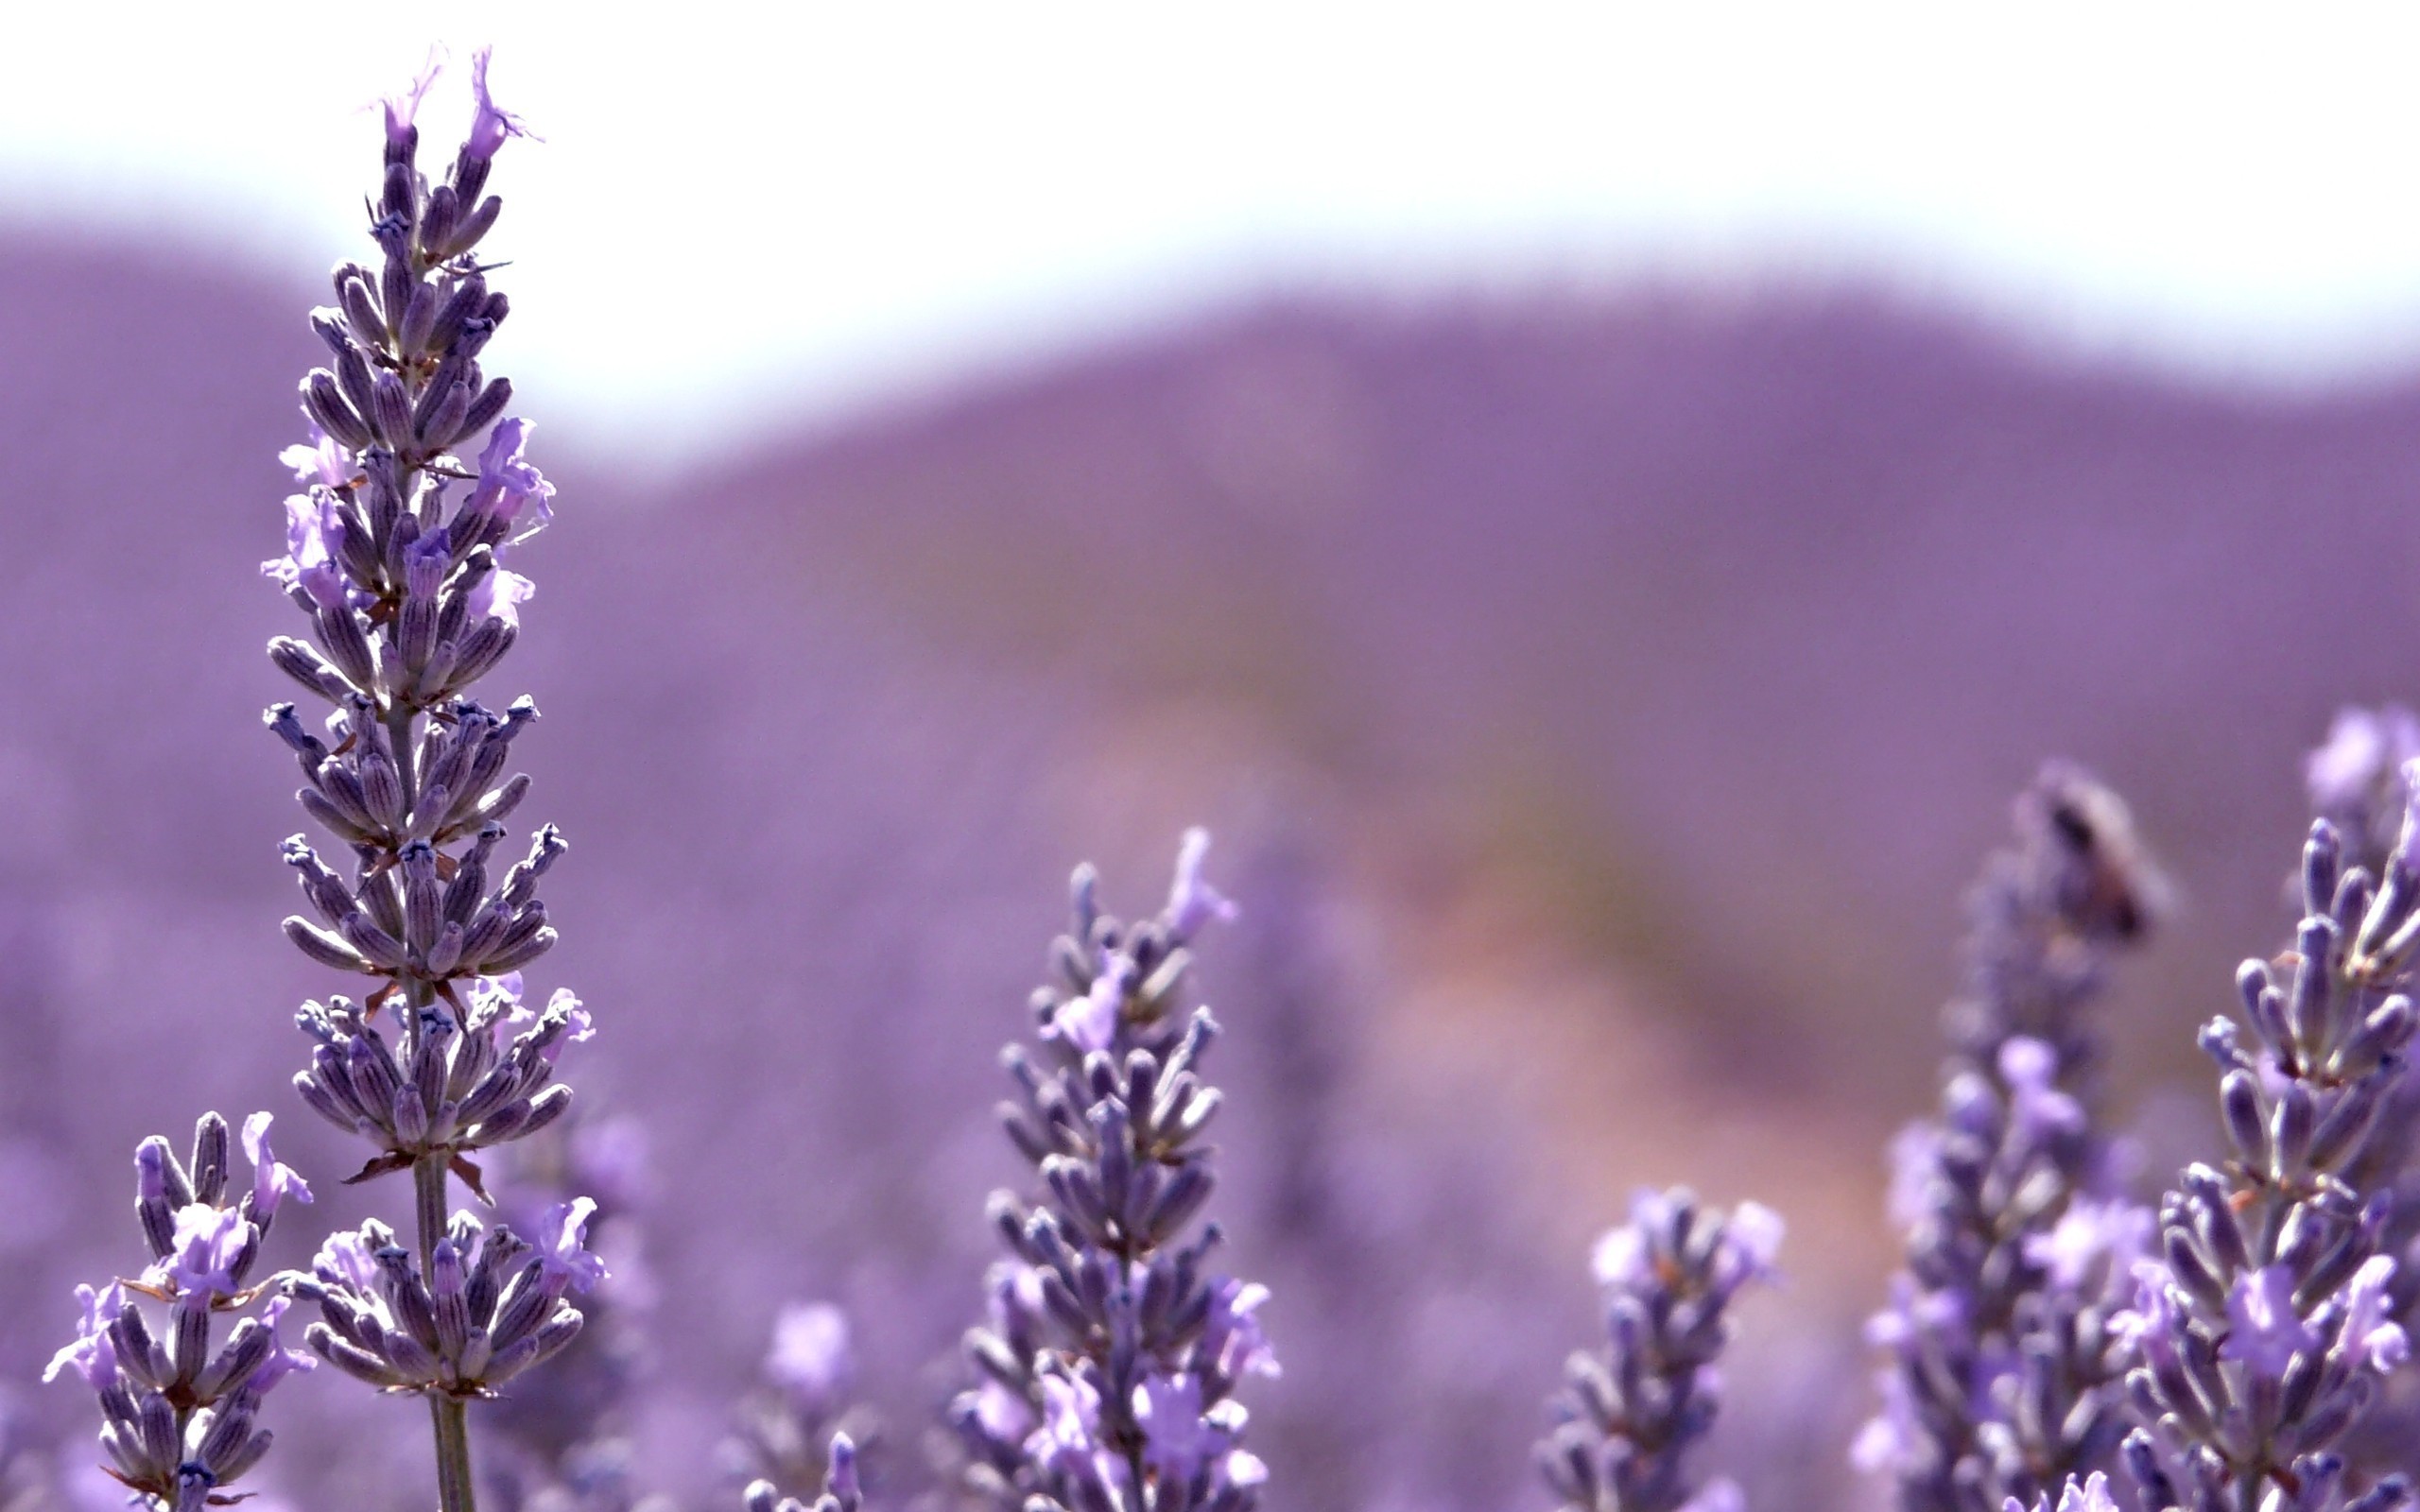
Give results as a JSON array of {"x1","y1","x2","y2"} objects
[
  {"x1": 2115, "y1": 788, "x2": 2420, "y2": 1512},
  {"x1": 949, "y1": 831, "x2": 1278, "y2": 1512},
  {"x1": 1537, "y1": 1189, "x2": 1782, "y2": 1512},
  {"x1": 43, "y1": 1114, "x2": 315, "y2": 1512},
  {"x1": 1858, "y1": 765, "x2": 2164, "y2": 1512},
  {"x1": 258, "y1": 54, "x2": 602, "y2": 1512}
]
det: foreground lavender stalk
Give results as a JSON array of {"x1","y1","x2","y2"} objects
[
  {"x1": 950, "y1": 832, "x2": 1277, "y2": 1512},
  {"x1": 1858, "y1": 765, "x2": 2163, "y2": 1512},
  {"x1": 44, "y1": 1115, "x2": 314, "y2": 1511},
  {"x1": 1538, "y1": 1189, "x2": 1782, "y2": 1512},
  {"x1": 260, "y1": 55, "x2": 602, "y2": 1512},
  {"x1": 2115, "y1": 784, "x2": 2420, "y2": 1512}
]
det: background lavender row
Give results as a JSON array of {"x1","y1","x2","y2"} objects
[{"x1": 10, "y1": 203, "x2": 2420, "y2": 1508}]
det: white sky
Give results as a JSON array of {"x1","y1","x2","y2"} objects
[{"x1": 9, "y1": 4, "x2": 2420, "y2": 463}]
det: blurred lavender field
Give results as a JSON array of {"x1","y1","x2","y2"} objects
[{"x1": 4, "y1": 210, "x2": 2419, "y2": 1512}]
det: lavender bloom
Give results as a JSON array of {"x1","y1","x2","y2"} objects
[
  {"x1": 723, "y1": 1301, "x2": 874, "y2": 1504},
  {"x1": 2116, "y1": 783, "x2": 2420, "y2": 1512},
  {"x1": 44, "y1": 1115, "x2": 314, "y2": 1511},
  {"x1": 2308, "y1": 708, "x2": 2420, "y2": 876},
  {"x1": 261, "y1": 54, "x2": 595, "y2": 1512},
  {"x1": 1859, "y1": 765, "x2": 2164, "y2": 1512},
  {"x1": 949, "y1": 832, "x2": 1273, "y2": 1512},
  {"x1": 2003, "y1": 1471, "x2": 2120, "y2": 1512},
  {"x1": 742, "y1": 1433, "x2": 863, "y2": 1512},
  {"x1": 1538, "y1": 1189, "x2": 1781, "y2": 1512},
  {"x1": 284, "y1": 1207, "x2": 601, "y2": 1396}
]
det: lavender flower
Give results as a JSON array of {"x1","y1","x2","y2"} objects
[
  {"x1": 742, "y1": 1434, "x2": 862, "y2": 1512},
  {"x1": 722, "y1": 1301, "x2": 875, "y2": 1504},
  {"x1": 2003, "y1": 1470, "x2": 2120, "y2": 1512},
  {"x1": 261, "y1": 52, "x2": 595, "y2": 1512},
  {"x1": 1538, "y1": 1189, "x2": 1781, "y2": 1512},
  {"x1": 949, "y1": 831, "x2": 1274, "y2": 1512},
  {"x1": 44, "y1": 1115, "x2": 314, "y2": 1512},
  {"x1": 2116, "y1": 782, "x2": 2420, "y2": 1512},
  {"x1": 1858, "y1": 764, "x2": 2165, "y2": 1512}
]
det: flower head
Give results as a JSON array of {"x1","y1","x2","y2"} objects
[
  {"x1": 766, "y1": 1301, "x2": 853, "y2": 1405},
  {"x1": 242, "y1": 1111, "x2": 313, "y2": 1222},
  {"x1": 159, "y1": 1203, "x2": 251, "y2": 1299},
  {"x1": 43, "y1": 1282, "x2": 124, "y2": 1390},
  {"x1": 464, "y1": 49, "x2": 538, "y2": 164},
  {"x1": 469, "y1": 565, "x2": 536, "y2": 630},
  {"x1": 2219, "y1": 1265, "x2": 2319, "y2": 1379},
  {"x1": 536, "y1": 1195, "x2": 609, "y2": 1294}
]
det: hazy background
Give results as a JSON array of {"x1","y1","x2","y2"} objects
[{"x1": 6, "y1": 8, "x2": 2420, "y2": 1511}]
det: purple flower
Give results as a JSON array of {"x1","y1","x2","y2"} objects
[
  {"x1": 311, "y1": 1227, "x2": 384, "y2": 1293},
  {"x1": 1132, "y1": 1373, "x2": 1235, "y2": 1482},
  {"x1": 1028, "y1": 1372, "x2": 1105, "y2": 1472},
  {"x1": 42, "y1": 1282, "x2": 123, "y2": 1390},
  {"x1": 2110, "y1": 1259, "x2": 2183, "y2": 1368},
  {"x1": 242, "y1": 1111, "x2": 313, "y2": 1222},
  {"x1": 246, "y1": 1295, "x2": 316, "y2": 1393},
  {"x1": 765, "y1": 1301, "x2": 853, "y2": 1404},
  {"x1": 1884, "y1": 1121, "x2": 1940, "y2": 1230},
  {"x1": 1864, "y1": 1274, "x2": 1966, "y2": 1351},
  {"x1": 1047, "y1": 954, "x2": 1128, "y2": 1054},
  {"x1": 464, "y1": 49, "x2": 537, "y2": 165},
  {"x1": 1167, "y1": 827, "x2": 1237, "y2": 940},
  {"x1": 1715, "y1": 1200, "x2": 1785, "y2": 1286},
  {"x1": 382, "y1": 53, "x2": 443, "y2": 149},
  {"x1": 2336, "y1": 1255, "x2": 2409, "y2": 1373},
  {"x1": 465, "y1": 418, "x2": 556, "y2": 535},
  {"x1": 1849, "y1": 1369, "x2": 1921, "y2": 1474},
  {"x1": 2307, "y1": 706, "x2": 2420, "y2": 816},
  {"x1": 2005, "y1": 1471, "x2": 2121, "y2": 1512},
  {"x1": 279, "y1": 428, "x2": 350, "y2": 489},
  {"x1": 2022, "y1": 1196, "x2": 2151, "y2": 1292},
  {"x1": 1202, "y1": 1279, "x2": 1281, "y2": 1379},
  {"x1": 536, "y1": 1195, "x2": 609, "y2": 1294},
  {"x1": 264, "y1": 490, "x2": 347, "y2": 610},
  {"x1": 972, "y1": 1380, "x2": 1035, "y2": 1442},
  {"x1": 158, "y1": 1203, "x2": 251, "y2": 1299},
  {"x1": 1999, "y1": 1037, "x2": 2083, "y2": 1144},
  {"x1": 469, "y1": 565, "x2": 536, "y2": 630},
  {"x1": 2218, "y1": 1265, "x2": 2318, "y2": 1379}
]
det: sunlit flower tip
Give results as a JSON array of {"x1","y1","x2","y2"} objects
[
  {"x1": 2219, "y1": 1265, "x2": 2318, "y2": 1377},
  {"x1": 471, "y1": 971, "x2": 527, "y2": 1022},
  {"x1": 2022, "y1": 1196, "x2": 2151, "y2": 1290},
  {"x1": 1998, "y1": 1035, "x2": 2083, "y2": 1141},
  {"x1": 2014, "y1": 1471, "x2": 2119, "y2": 1512},
  {"x1": 1167, "y1": 826, "x2": 1238, "y2": 938},
  {"x1": 471, "y1": 418, "x2": 557, "y2": 532},
  {"x1": 1050, "y1": 954, "x2": 1128, "y2": 1053},
  {"x1": 766, "y1": 1301, "x2": 853, "y2": 1400},
  {"x1": 465, "y1": 49, "x2": 539, "y2": 163},
  {"x1": 1029, "y1": 1373, "x2": 1104, "y2": 1467},
  {"x1": 163, "y1": 1204, "x2": 251, "y2": 1299},
  {"x1": 1723, "y1": 1201, "x2": 1785, "y2": 1280},
  {"x1": 468, "y1": 565, "x2": 536, "y2": 630},
  {"x1": 1884, "y1": 1122, "x2": 1940, "y2": 1228},
  {"x1": 43, "y1": 1282, "x2": 125, "y2": 1389},
  {"x1": 1223, "y1": 1451, "x2": 1270, "y2": 1490},
  {"x1": 2340, "y1": 1255, "x2": 2409, "y2": 1372},
  {"x1": 1206, "y1": 1279, "x2": 1280, "y2": 1378},
  {"x1": 313, "y1": 1228, "x2": 382, "y2": 1293},
  {"x1": 279, "y1": 428, "x2": 350, "y2": 489},
  {"x1": 382, "y1": 53, "x2": 443, "y2": 147},
  {"x1": 1133, "y1": 1374, "x2": 1227, "y2": 1480},
  {"x1": 537, "y1": 1195, "x2": 608, "y2": 1293},
  {"x1": 266, "y1": 492, "x2": 347, "y2": 610},
  {"x1": 242, "y1": 1111, "x2": 313, "y2": 1219},
  {"x1": 246, "y1": 1295, "x2": 316, "y2": 1392},
  {"x1": 1590, "y1": 1225, "x2": 1648, "y2": 1289},
  {"x1": 972, "y1": 1379, "x2": 1034, "y2": 1441}
]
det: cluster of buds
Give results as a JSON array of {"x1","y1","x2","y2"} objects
[
  {"x1": 950, "y1": 832, "x2": 1278, "y2": 1512},
  {"x1": 262, "y1": 47, "x2": 568, "y2": 1029},
  {"x1": 743, "y1": 1435, "x2": 862, "y2": 1512},
  {"x1": 44, "y1": 1115, "x2": 315, "y2": 1511},
  {"x1": 292, "y1": 973, "x2": 590, "y2": 1185},
  {"x1": 2116, "y1": 796, "x2": 2420, "y2": 1512},
  {"x1": 1538, "y1": 1189, "x2": 1782, "y2": 1512},
  {"x1": 285, "y1": 1204, "x2": 604, "y2": 1399},
  {"x1": 269, "y1": 699, "x2": 560, "y2": 988},
  {"x1": 1859, "y1": 765, "x2": 2164, "y2": 1512}
]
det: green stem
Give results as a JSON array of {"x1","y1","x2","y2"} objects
[{"x1": 429, "y1": 1393, "x2": 477, "y2": 1512}]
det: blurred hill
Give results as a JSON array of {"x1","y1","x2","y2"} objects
[{"x1": 3, "y1": 229, "x2": 2417, "y2": 1511}]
